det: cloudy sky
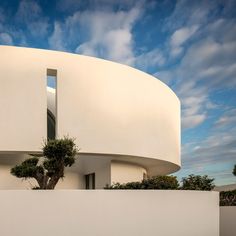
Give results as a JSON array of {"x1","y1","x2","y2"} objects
[{"x1": 0, "y1": 0, "x2": 236, "y2": 185}]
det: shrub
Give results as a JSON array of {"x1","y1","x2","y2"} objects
[
  {"x1": 181, "y1": 174, "x2": 215, "y2": 191},
  {"x1": 105, "y1": 175, "x2": 179, "y2": 190},
  {"x1": 220, "y1": 190, "x2": 236, "y2": 206},
  {"x1": 142, "y1": 176, "x2": 179, "y2": 189}
]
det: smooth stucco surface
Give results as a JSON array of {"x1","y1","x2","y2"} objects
[
  {"x1": 0, "y1": 190, "x2": 219, "y2": 236},
  {"x1": 111, "y1": 161, "x2": 147, "y2": 184},
  {"x1": 220, "y1": 207, "x2": 236, "y2": 236},
  {"x1": 0, "y1": 46, "x2": 180, "y2": 175}
]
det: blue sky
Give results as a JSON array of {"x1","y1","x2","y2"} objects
[{"x1": 0, "y1": 0, "x2": 235, "y2": 185}]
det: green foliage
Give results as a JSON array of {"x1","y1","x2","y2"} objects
[
  {"x1": 181, "y1": 174, "x2": 215, "y2": 191},
  {"x1": 105, "y1": 182, "x2": 142, "y2": 189},
  {"x1": 142, "y1": 176, "x2": 179, "y2": 189},
  {"x1": 233, "y1": 165, "x2": 236, "y2": 176},
  {"x1": 220, "y1": 190, "x2": 236, "y2": 206},
  {"x1": 220, "y1": 164, "x2": 236, "y2": 205},
  {"x1": 43, "y1": 138, "x2": 77, "y2": 162},
  {"x1": 11, "y1": 137, "x2": 78, "y2": 189},
  {"x1": 11, "y1": 157, "x2": 43, "y2": 178},
  {"x1": 105, "y1": 175, "x2": 179, "y2": 190},
  {"x1": 106, "y1": 175, "x2": 215, "y2": 191}
]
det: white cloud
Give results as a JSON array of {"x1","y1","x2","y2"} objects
[
  {"x1": 174, "y1": 79, "x2": 209, "y2": 129},
  {"x1": 15, "y1": 0, "x2": 49, "y2": 38},
  {"x1": 180, "y1": 89, "x2": 208, "y2": 129},
  {"x1": 71, "y1": 7, "x2": 141, "y2": 65},
  {"x1": 47, "y1": 6, "x2": 142, "y2": 64},
  {"x1": 76, "y1": 42, "x2": 96, "y2": 57},
  {"x1": 48, "y1": 3, "x2": 143, "y2": 64},
  {"x1": 155, "y1": 15, "x2": 236, "y2": 131},
  {"x1": 103, "y1": 29, "x2": 134, "y2": 65},
  {"x1": 48, "y1": 22, "x2": 66, "y2": 51},
  {"x1": 164, "y1": 0, "x2": 217, "y2": 31},
  {"x1": 156, "y1": 71, "x2": 209, "y2": 130},
  {"x1": 178, "y1": 38, "x2": 236, "y2": 88},
  {"x1": 56, "y1": 0, "x2": 141, "y2": 12},
  {"x1": 170, "y1": 25, "x2": 199, "y2": 57},
  {"x1": 135, "y1": 48, "x2": 165, "y2": 70},
  {"x1": 28, "y1": 20, "x2": 49, "y2": 38},
  {"x1": 176, "y1": 123, "x2": 236, "y2": 185},
  {"x1": 56, "y1": 0, "x2": 82, "y2": 12},
  {"x1": 155, "y1": 0, "x2": 236, "y2": 185},
  {"x1": 215, "y1": 109, "x2": 236, "y2": 127},
  {"x1": 171, "y1": 25, "x2": 199, "y2": 47},
  {"x1": 0, "y1": 33, "x2": 13, "y2": 45},
  {"x1": 182, "y1": 114, "x2": 206, "y2": 129},
  {"x1": 16, "y1": 0, "x2": 41, "y2": 22}
]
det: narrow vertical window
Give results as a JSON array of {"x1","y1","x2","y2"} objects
[
  {"x1": 85, "y1": 173, "x2": 96, "y2": 189},
  {"x1": 47, "y1": 69, "x2": 57, "y2": 140}
]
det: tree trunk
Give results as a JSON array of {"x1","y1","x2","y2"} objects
[
  {"x1": 34, "y1": 172, "x2": 45, "y2": 189},
  {"x1": 46, "y1": 162, "x2": 64, "y2": 189},
  {"x1": 46, "y1": 175, "x2": 61, "y2": 189}
]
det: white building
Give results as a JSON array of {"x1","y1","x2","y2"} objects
[
  {"x1": 0, "y1": 46, "x2": 220, "y2": 236},
  {"x1": 0, "y1": 45, "x2": 181, "y2": 189}
]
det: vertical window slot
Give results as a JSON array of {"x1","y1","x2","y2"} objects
[{"x1": 47, "y1": 69, "x2": 57, "y2": 140}]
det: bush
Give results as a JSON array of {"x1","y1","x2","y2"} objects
[
  {"x1": 105, "y1": 175, "x2": 179, "y2": 190},
  {"x1": 220, "y1": 190, "x2": 236, "y2": 206},
  {"x1": 181, "y1": 174, "x2": 215, "y2": 191},
  {"x1": 142, "y1": 176, "x2": 179, "y2": 189}
]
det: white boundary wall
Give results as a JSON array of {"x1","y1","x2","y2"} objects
[
  {"x1": 220, "y1": 207, "x2": 236, "y2": 236},
  {"x1": 0, "y1": 190, "x2": 219, "y2": 236}
]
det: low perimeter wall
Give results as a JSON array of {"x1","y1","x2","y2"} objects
[
  {"x1": 220, "y1": 207, "x2": 236, "y2": 236},
  {"x1": 0, "y1": 190, "x2": 219, "y2": 236}
]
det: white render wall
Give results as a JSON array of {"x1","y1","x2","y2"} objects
[
  {"x1": 220, "y1": 207, "x2": 236, "y2": 236},
  {"x1": 111, "y1": 161, "x2": 147, "y2": 184},
  {"x1": 0, "y1": 50, "x2": 46, "y2": 152},
  {"x1": 0, "y1": 190, "x2": 219, "y2": 236},
  {"x1": 0, "y1": 46, "x2": 180, "y2": 175}
]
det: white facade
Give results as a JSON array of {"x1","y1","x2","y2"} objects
[{"x1": 0, "y1": 46, "x2": 181, "y2": 189}]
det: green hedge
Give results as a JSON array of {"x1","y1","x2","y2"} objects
[
  {"x1": 105, "y1": 176, "x2": 179, "y2": 189},
  {"x1": 105, "y1": 174, "x2": 215, "y2": 191}
]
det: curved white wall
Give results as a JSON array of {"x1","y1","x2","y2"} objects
[
  {"x1": 111, "y1": 161, "x2": 147, "y2": 184},
  {"x1": 0, "y1": 46, "x2": 180, "y2": 175}
]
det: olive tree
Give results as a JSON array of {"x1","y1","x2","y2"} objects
[{"x1": 11, "y1": 137, "x2": 78, "y2": 189}]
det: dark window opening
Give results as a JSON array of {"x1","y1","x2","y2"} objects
[
  {"x1": 47, "y1": 110, "x2": 56, "y2": 140},
  {"x1": 85, "y1": 173, "x2": 95, "y2": 189}
]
